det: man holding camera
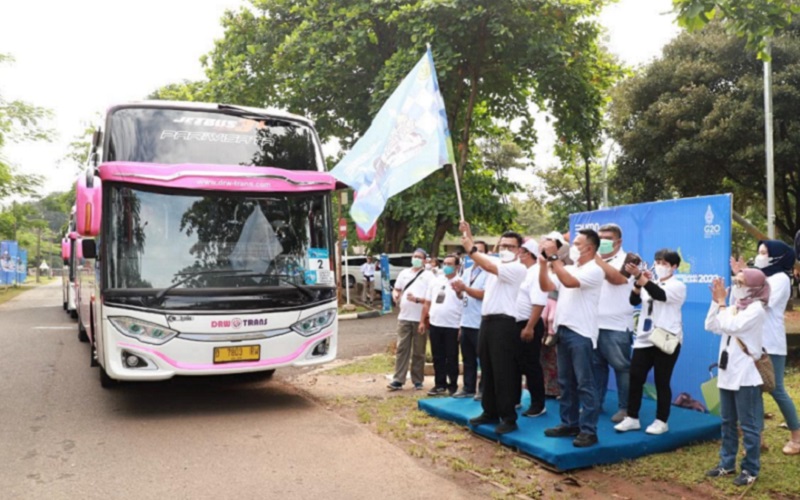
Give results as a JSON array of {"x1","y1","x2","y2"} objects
[{"x1": 539, "y1": 229, "x2": 605, "y2": 447}]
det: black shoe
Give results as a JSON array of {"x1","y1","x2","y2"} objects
[
  {"x1": 523, "y1": 406, "x2": 547, "y2": 418},
  {"x1": 469, "y1": 414, "x2": 499, "y2": 426},
  {"x1": 706, "y1": 466, "x2": 735, "y2": 478},
  {"x1": 494, "y1": 421, "x2": 518, "y2": 435},
  {"x1": 573, "y1": 432, "x2": 599, "y2": 448},
  {"x1": 544, "y1": 425, "x2": 581, "y2": 438},
  {"x1": 427, "y1": 386, "x2": 447, "y2": 396},
  {"x1": 733, "y1": 470, "x2": 757, "y2": 486},
  {"x1": 452, "y1": 390, "x2": 475, "y2": 399}
]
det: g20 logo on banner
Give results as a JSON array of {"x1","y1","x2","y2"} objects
[{"x1": 704, "y1": 205, "x2": 721, "y2": 239}]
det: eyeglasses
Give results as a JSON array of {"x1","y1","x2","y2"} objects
[{"x1": 498, "y1": 244, "x2": 518, "y2": 250}]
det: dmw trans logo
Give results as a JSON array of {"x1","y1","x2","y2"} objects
[
  {"x1": 704, "y1": 205, "x2": 721, "y2": 239},
  {"x1": 574, "y1": 222, "x2": 601, "y2": 232}
]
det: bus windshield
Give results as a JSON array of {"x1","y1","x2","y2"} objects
[
  {"x1": 107, "y1": 107, "x2": 320, "y2": 169},
  {"x1": 106, "y1": 185, "x2": 334, "y2": 292}
]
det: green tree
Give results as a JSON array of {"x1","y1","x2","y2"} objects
[
  {"x1": 608, "y1": 21, "x2": 800, "y2": 239},
  {"x1": 160, "y1": 0, "x2": 621, "y2": 251},
  {"x1": 0, "y1": 53, "x2": 52, "y2": 200}
]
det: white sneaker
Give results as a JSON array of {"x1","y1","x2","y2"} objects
[
  {"x1": 614, "y1": 416, "x2": 641, "y2": 432},
  {"x1": 645, "y1": 419, "x2": 669, "y2": 435}
]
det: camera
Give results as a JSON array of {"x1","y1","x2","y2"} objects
[{"x1": 719, "y1": 350, "x2": 729, "y2": 370}]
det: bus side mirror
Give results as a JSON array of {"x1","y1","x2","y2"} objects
[
  {"x1": 61, "y1": 238, "x2": 71, "y2": 260},
  {"x1": 76, "y1": 168, "x2": 102, "y2": 236},
  {"x1": 82, "y1": 239, "x2": 97, "y2": 260}
]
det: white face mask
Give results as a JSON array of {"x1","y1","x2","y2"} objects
[
  {"x1": 655, "y1": 264, "x2": 672, "y2": 279},
  {"x1": 732, "y1": 284, "x2": 749, "y2": 300},
  {"x1": 569, "y1": 245, "x2": 581, "y2": 262},
  {"x1": 424, "y1": 264, "x2": 432, "y2": 271},
  {"x1": 754, "y1": 255, "x2": 770, "y2": 269},
  {"x1": 498, "y1": 250, "x2": 516, "y2": 262}
]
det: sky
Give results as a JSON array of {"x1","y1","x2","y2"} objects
[{"x1": 0, "y1": 0, "x2": 680, "y2": 197}]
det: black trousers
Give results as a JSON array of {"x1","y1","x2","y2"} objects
[
  {"x1": 479, "y1": 314, "x2": 520, "y2": 423},
  {"x1": 628, "y1": 344, "x2": 681, "y2": 422},
  {"x1": 429, "y1": 324, "x2": 459, "y2": 391},
  {"x1": 515, "y1": 319, "x2": 545, "y2": 411},
  {"x1": 460, "y1": 326, "x2": 480, "y2": 394}
]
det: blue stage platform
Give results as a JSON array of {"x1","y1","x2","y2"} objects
[{"x1": 418, "y1": 391, "x2": 721, "y2": 471}]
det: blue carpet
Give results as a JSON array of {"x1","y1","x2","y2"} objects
[{"x1": 418, "y1": 390, "x2": 721, "y2": 471}]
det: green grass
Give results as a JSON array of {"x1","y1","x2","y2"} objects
[
  {"x1": 602, "y1": 361, "x2": 800, "y2": 499},
  {"x1": 326, "y1": 353, "x2": 395, "y2": 376}
]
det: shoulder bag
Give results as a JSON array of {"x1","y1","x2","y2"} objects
[
  {"x1": 650, "y1": 327, "x2": 680, "y2": 355},
  {"x1": 735, "y1": 338, "x2": 776, "y2": 393}
]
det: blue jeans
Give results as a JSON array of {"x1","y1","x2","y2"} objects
[
  {"x1": 557, "y1": 326, "x2": 599, "y2": 435},
  {"x1": 592, "y1": 329, "x2": 632, "y2": 411},
  {"x1": 768, "y1": 354, "x2": 800, "y2": 431},
  {"x1": 719, "y1": 386, "x2": 763, "y2": 476}
]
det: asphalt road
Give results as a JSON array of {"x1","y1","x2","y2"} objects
[{"x1": 0, "y1": 283, "x2": 474, "y2": 499}]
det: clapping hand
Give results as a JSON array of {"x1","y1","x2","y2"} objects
[{"x1": 710, "y1": 277, "x2": 728, "y2": 305}]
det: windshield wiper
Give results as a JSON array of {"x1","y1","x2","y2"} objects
[
  {"x1": 150, "y1": 269, "x2": 253, "y2": 304},
  {"x1": 279, "y1": 278, "x2": 317, "y2": 301},
  {"x1": 217, "y1": 104, "x2": 295, "y2": 126}
]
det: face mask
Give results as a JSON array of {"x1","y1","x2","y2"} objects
[
  {"x1": 425, "y1": 264, "x2": 432, "y2": 271},
  {"x1": 655, "y1": 264, "x2": 672, "y2": 279},
  {"x1": 443, "y1": 265, "x2": 455, "y2": 276},
  {"x1": 598, "y1": 239, "x2": 614, "y2": 255},
  {"x1": 754, "y1": 255, "x2": 770, "y2": 269},
  {"x1": 569, "y1": 245, "x2": 581, "y2": 262},
  {"x1": 498, "y1": 250, "x2": 515, "y2": 262},
  {"x1": 412, "y1": 258, "x2": 423, "y2": 268},
  {"x1": 732, "y1": 284, "x2": 749, "y2": 300}
]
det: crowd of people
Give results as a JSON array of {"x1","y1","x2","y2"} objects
[{"x1": 378, "y1": 221, "x2": 800, "y2": 487}]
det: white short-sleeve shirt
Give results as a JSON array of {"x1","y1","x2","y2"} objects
[
  {"x1": 394, "y1": 268, "x2": 434, "y2": 322},
  {"x1": 597, "y1": 250, "x2": 634, "y2": 332},
  {"x1": 514, "y1": 264, "x2": 549, "y2": 322},
  {"x1": 552, "y1": 259, "x2": 605, "y2": 347},
  {"x1": 481, "y1": 259, "x2": 527, "y2": 317},
  {"x1": 426, "y1": 275, "x2": 464, "y2": 329}
]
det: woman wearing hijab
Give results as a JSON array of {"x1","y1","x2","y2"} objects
[
  {"x1": 744, "y1": 240, "x2": 800, "y2": 455},
  {"x1": 704, "y1": 270, "x2": 769, "y2": 487}
]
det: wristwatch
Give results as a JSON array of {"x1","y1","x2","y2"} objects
[
  {"x1": 547, "y1": 254, "x2": 559, "y2": 262},
  {"x1": 469, "y1": 246, "x2": 478, "y2": 255}
]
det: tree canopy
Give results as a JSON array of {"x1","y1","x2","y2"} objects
[
  {"x1": 608, "y1": 21, "x2": 800, "y2": 238},
  {"x1": 154, "y1": 0, "x2": 621, "y2": 252},
  {"x1": 0, "y1": 53, "x2": 52, "y2": 201}
]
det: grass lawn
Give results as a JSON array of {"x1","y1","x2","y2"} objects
[{"x1": 318, "y1": 352, "x2": 800, "y2": 499}]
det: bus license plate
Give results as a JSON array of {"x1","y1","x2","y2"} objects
[{"x1": 213, "y1": 345, "x2": 261, "y2": 364}]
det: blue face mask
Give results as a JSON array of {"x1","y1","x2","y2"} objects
[
  {"x1": 443, "y1": 265, "x2": 455, "y2": 275},
  {"x1": 598, "y1": 239, "x2": 614, "y2": 255}
]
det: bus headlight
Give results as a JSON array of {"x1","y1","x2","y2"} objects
[
  {"x1": 291, "y1": 309, "x2": 336, "y2": 337},
  {"x1": 109, "y1": 316, "x2": 179, "y2": 345}
]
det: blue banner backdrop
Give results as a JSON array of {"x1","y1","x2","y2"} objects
[
  {"x1": 17, "y1": 249, "x2": 27, "y2": 282},
  {"x1": 0, "y1": 241, "x2": 19, "y2": 285},
  {"x1": 569, "y1": 194, "x2": 732, "y2": 401},
  {"x1": 380, "y1": 253, "x2": 392, "y2": 314}
]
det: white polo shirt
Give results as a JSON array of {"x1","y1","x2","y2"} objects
[
  {"x1": 426, "y1": 275, "x2": 464, "y2": 329},
  {"x1": 481, "y1": 259, "x2": 527, "y2": 317},
  {"x1": 552, "y1": 259, "x2": 605, "y2": 347},
  {"x1": 597, "y1": 250, "x2": 634, "y2": 332},
  {"x1": 705, "y1": 301, "x2": 765, "y2": 390},
  {"x1": 395, "y1": 268, "x2": 434, "y2": 322},
  {"x1": 514, "y1": 264, "x2": 549, "y2": 322},
  {"x1": 764, "y1": 272, "x2": 790, "y2": 356},
  {"x1": 633, "y1": 277, "x2": 687, "y2": 348}
]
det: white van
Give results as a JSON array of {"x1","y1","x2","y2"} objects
[{"x1": 341, "y1": 254, "x2": 414, "y2": 297}]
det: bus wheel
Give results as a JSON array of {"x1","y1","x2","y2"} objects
[
  {"x1": 99, "y1": 366, "x2": 118, "y2": 389},
  {"x1": 78, "y1": 322, "x2": 89, "y2": 343}
]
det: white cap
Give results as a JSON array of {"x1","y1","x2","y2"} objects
[
  {"x1": 545, "y1": 231, "x2": 566, "y2": 247},
  {"x1": 522, "y1": 239, "x2": 539, "y2": 256}
]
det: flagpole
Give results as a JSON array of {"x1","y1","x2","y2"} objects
[{"x1": 451, "y1": 163, "x2": 465, "y2": 223}]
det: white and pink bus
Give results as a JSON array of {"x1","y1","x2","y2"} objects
[
  {"x1": 61, "y1": 207, "x2": 81, "y2": 320},
  {"x1": 74, "y1": 101, "x2": 338, "y2": 387}
]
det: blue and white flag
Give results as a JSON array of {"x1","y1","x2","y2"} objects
[{"x1": 331, "y1": 48, "x2": 455, "y2": 231}]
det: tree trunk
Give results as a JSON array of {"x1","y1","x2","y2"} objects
[
  {"x1": 429, "y1": 217, "x2": 453, "y2": 257},
  {"x1": 584, "y1": 155, "x2": 592, "y2": 212},
  {"x1": 382, "y1": 217, "x2": 409, "y2": 253}
]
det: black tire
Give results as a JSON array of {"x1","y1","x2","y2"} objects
[
  {"x1": 342, "y1": 275, "x2": 356, "y2": 289},
  {"x1": 99, "y1": 365, "x2": 118, "y2": 389},
  {"x1": 89, "y1": 340, "x2": 99, "y2": 367},
  {"x1": 78, "y1": 322, "x2": 89, "y2": 343}
]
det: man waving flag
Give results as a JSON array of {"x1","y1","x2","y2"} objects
[{"x1": 331, "y1": 47, "x2": 455, "y2": 232}]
